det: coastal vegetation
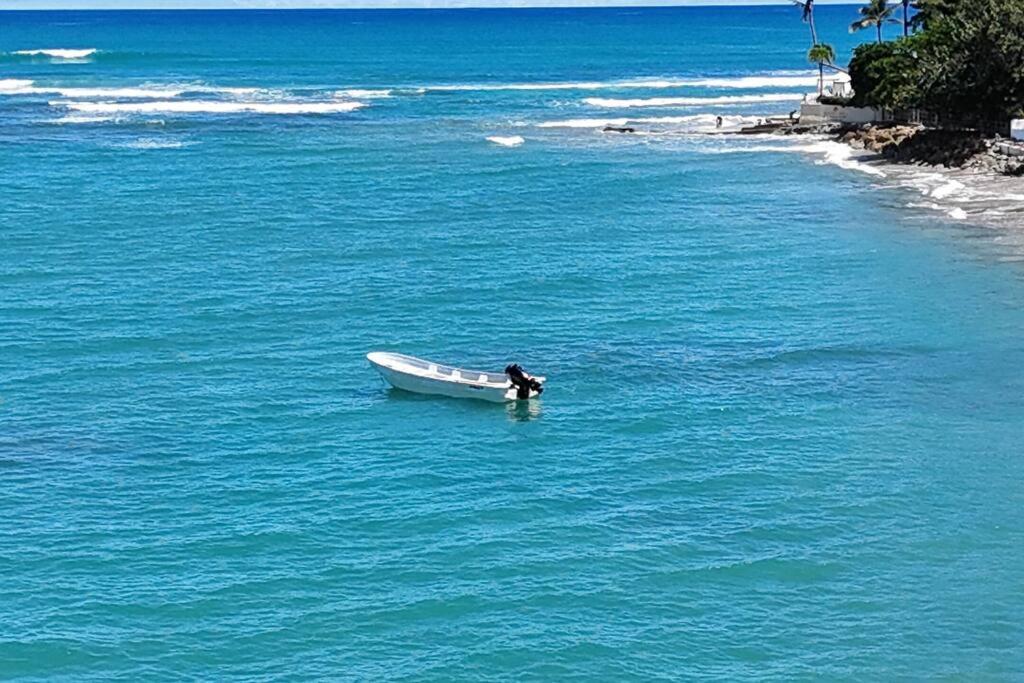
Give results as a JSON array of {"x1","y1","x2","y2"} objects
[
  {"x1": 807, "y1": 43, "x2": 836, "y2": 96},
  {"x1": 786, "y1": 0, "x2": 1024, "y2": 174},
  {"x1": 847, "y1": 0, "x2": 1024, "y2": 125},
  {"x1": 793, "y1": 0, "x2": 1024, "y2": 127},
  {"x1": 792, "y1": 0, "x2": 839, "y2": 95},
  {"x1": 849, "y1": 0, "x2": 898, "y2": 43}
]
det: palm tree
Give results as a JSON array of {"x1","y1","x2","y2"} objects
[
  {"x1": 901, "y1": 0, "x2": 911, "y2": 36},
  {"x1": 792, "y1": 0, "x2": 818, "y2": 45},
  {"x1": 807, "y1": 43, "x2": 836, "y2": 97},
  {"x1": 851, "y1": 0, "x2": 898, "y2": 43}
]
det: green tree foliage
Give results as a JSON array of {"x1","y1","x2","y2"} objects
[
  {"x1": 849, "y1": 0, "x2": 1024, "y2": 122},
  {"x1": 850, "y1": 0, "x2": 899, "y2": 43},
  {"x1": 918, "y1": 0, "x2": 1024, "y2": 121},
  {"x1": 848, "y1": 39, "x2": 923, "y2": 109},
  {"x1": 909, "y1": 0, "x2": 957, "y2": 31},
  {"x1": 808, "y1": 43, "x2": 837, "y2": 95}
]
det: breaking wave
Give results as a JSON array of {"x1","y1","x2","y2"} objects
[
  {"x1": 706, "y1": 136, "x2": 1021, "y2": 223},
  {"x1": 0, "y1": 80, "x2": 185, "y2": 98},
  {"x1": 51, "y1": 100, "x2": 367, "y2": 115},
  {"x1": 0, "y1": 79, "x2": 35, "y2": 91},
  {"x1": 807, "y1": 140, "x2": 888, "y2": 177},
  {"x1": 421, "y1": 74, "x2": 817, "y2": 92},
  {"x1": 707, "y1": 139, "x2": 888, "y2": 177},
  {"x1": 188, "y1": 85, "x2": 265, "y2": 96},
  {"x1": 486, "y1": 135, "x2": 525, "y2": 147},
  {"x1": 583, "y1": 93, "x2": 805, "y2": 108},
  {"x1": 645, "y1": 75, "x2": 817, "y2": 89},
  {"x1": 12, "y1": 48, "x2": 97, "y2": 60},
  {"x1": 537, "y1": 113, "x2": 760, "y2": 131},
  {"x1": 0, "y1": 80, "x2": 300, "y2": 100},
  {"x1": 50, "y1": 114, "x2": 116, "y2": 125},
  {"x1": 336, "y1": 89, "x2": 392, "y2": 99},
  {"x1": 118, "y1": 138, "x2": 190, "y2": 149}
]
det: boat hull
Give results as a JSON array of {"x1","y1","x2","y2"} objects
[{"x1": 373, "y1": 363, "x2": 513, "y2": 403}]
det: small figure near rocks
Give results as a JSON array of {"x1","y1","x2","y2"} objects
[{"x1": 716, "y1": 116, "x2": 723, "y2": 129}]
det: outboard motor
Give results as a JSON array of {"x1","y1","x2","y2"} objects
[{"x1": 505, "y1": 363, "x2": 543, "y2": 400}]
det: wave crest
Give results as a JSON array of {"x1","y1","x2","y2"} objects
[
  {"x1": 13, "y1": 48, "x2": 97, "y2": 60},
  {"x1": 537, "y1": 113, "x2": 761, "y2": 131},
  {"x1": 584, "y1": 93, "x2": 805, "y2": 108},
  {"x1": 421, "y1": 74, "x2": 817, "y2": 93},
  {"x1": 486, "y1": 135, "x2": 525, "y2": 147},
  {"x1": 335, "y1": 89, "x2": 392, "y2": 99},
  {"x1": 51, "y1": 99, "x2": 366, "y2": 115}
]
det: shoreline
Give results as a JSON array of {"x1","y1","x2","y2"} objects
[
  {"x1": 768, "y1": 120, "x2": 1024, "y2": 177},
  {"x1": 712, "y1": 119, "x2": 1024, "y2": 229}
]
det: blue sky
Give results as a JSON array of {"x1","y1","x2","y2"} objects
[{"x1": 0, "y1": 0, "x2": 855, "y2": 8}]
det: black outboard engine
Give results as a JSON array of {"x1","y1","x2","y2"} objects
[{"x1": 505, "y1": 364, "x2": 543, "y2": 400}]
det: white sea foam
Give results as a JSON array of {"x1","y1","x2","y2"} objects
[
  {"x1": 705, "y1": 133, "x2": 1023, "y2": 226},
  {"x1": 706, "y1": 138, "x2": 888, "y2": 177},
  {"x1": 486, "y1": 135, "x2": 525, "y2": 147},
  {"x1": 537, "y1": 113, "x2": 760, "y2": 131},
  {"x1": 119, "y1": 138, "x2": 189, "y2": 149},
  {"x1": 187, "y1": 85, "x2": 265, "y2": 96},
  {"x1": 431, "y1": 81, "x2": 610, "y2": 92},
  {"x1": 336, "y1": 89, "x2": 392, "y2": 99},
  {"x1": 929, "y1": 178, "x2": 966, "y2": 200},
  {"x1": 537, "y1": 117, "x2": 631, "y2": 129},
  {"x1": 56, "y1": 86, "x2": 187, "y2": 98},
  {"x1": 0, "y1": 80, "x2": 187, "y2": 98},
  {"x1": 0, "y1": 81, "x2": 290, "y2": 99},
  {"x1": 906, "y1": 202, "x2": 970, "y2": 220},
  {"x1": 651, "y1": 75, "x2": 818, "y2": 89},
  {"x1": 13, "y1": 48, "x2": 97, "y2": 59},
  {"x1": 890, "y1": 171, "x2": 970, "y2": 202},
  {"x1": 422, "y1": 74, "x2": 817, "y2": 92},
  {"x1": 584, "y1": 93, "x2": 805, "y2": 108},
  {"x1": 51, "y1": 114, "x2": 116, "y2": 124},
  {"x1": 51, "y1": 99, "x2": 366, "y2": 115},
  {"x1": 0, "y1": 78, "x2": 35, "y2": 91},
  {"x1": 808, "y1": 141, "x2": 888, "y2": 177}
]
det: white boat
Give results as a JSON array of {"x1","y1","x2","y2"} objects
[{"x1": 367, "y1": 352, "x2": 544, "y2": 403}]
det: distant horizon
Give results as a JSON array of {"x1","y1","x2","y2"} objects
[{"x1": 0, "y1": 0, "x2": 859, "y2": 10}]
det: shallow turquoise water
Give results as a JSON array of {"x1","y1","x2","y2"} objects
[{"x1": 2, "y1": 7, "x2": 1024, "y2": 680}]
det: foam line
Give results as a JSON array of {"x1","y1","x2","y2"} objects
[
  {"x1": 13, "y1": 48, "x2": 97, "y2": 59},
  {"x1": 583, "y1": 93, "x2": 805, "y2": 108},
  {"x1": 486, "y1": 135, "x2": 525, "y2": 147},
  {"x1": 421, "y1": 74, "x2": 817, "y2": 92},
  {"x1": 51, "y1": 99, "x2": 366, "y2": 115},
  {"x1": 536, "y1": 113, "x2": 760, "y2": 130}
]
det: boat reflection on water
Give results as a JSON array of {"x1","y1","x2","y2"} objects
[{"x1": 507, "y1": 399, "x2": 542, "y2": 422}]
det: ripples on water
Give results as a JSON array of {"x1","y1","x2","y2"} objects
[{"x1": 2, "y1": 6, "x2": 1024, "y2": 680}]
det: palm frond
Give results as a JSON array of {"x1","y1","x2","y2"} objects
[{"x1": 791, "y1": 0, "x2": 813, "y2": 22}]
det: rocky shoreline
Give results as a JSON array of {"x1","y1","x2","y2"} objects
[{"x1": 774, "y1": 121, "x2": 1024, "y2": 176}]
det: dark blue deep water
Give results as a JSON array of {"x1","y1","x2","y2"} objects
[{"x1": 2, "y1": 7, "x2": 1023, "y2": 680}]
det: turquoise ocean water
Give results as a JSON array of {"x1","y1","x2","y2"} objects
[{"x1": 2, "y1": 7, "x2": 1024, "y2": 679}]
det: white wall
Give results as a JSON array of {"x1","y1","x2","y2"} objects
[{"x1": 1012, "y1": 119, "x2": 1024, "y2": 141}]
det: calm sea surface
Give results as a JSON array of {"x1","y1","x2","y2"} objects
[{"x1": 2, "y1": 7, "x2": 1024, "y2": 680}]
